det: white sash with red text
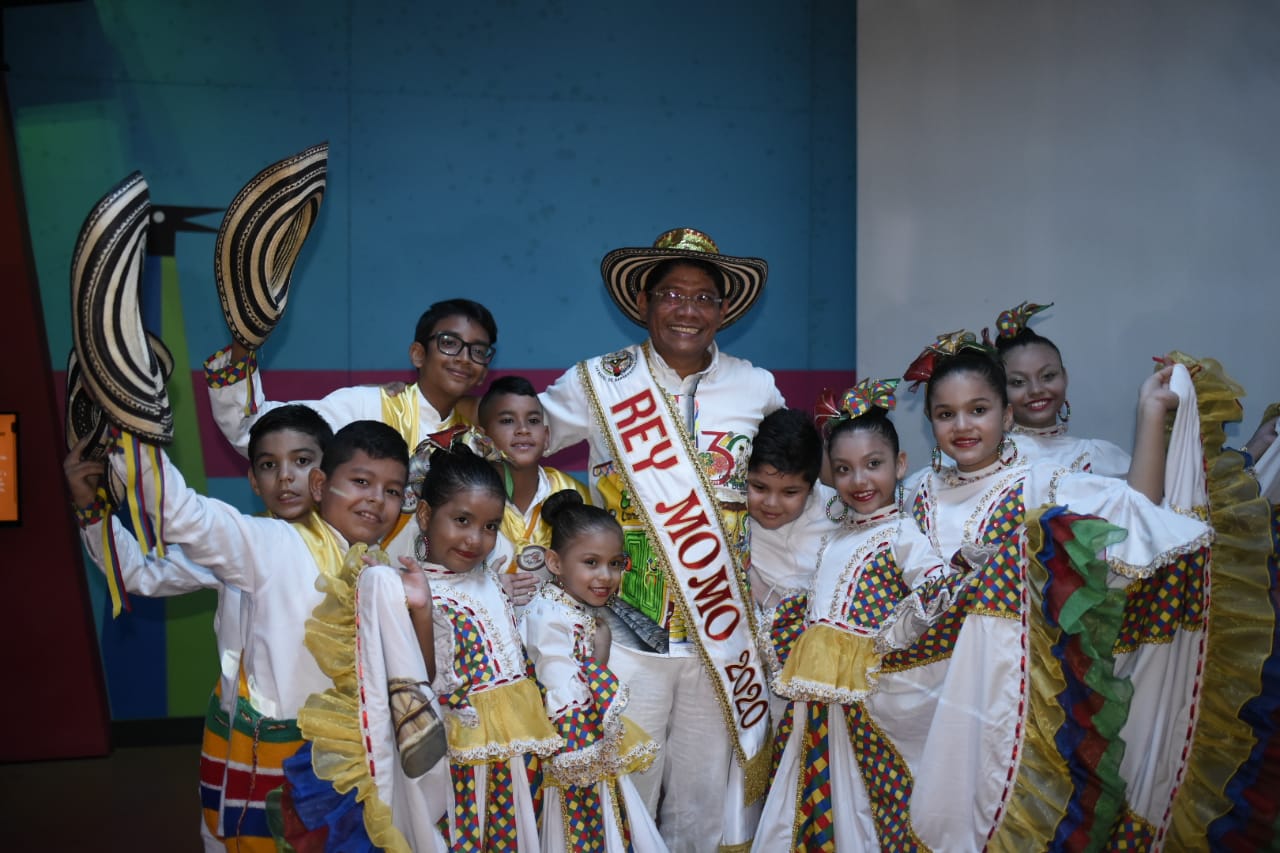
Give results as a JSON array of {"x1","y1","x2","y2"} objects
[{"x1": 578, "y1": 346, "x2": 771, "y2": 787}]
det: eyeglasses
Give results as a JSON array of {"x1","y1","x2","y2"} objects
[
  {"x1": 426, "y1": 332, "x2": 496, "y2": 365},
  {"x1": 650, "y1": 289, "x2": 724, "y2": 310}
]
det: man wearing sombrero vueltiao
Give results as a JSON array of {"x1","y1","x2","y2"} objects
[{"x1": 541, "y1": 228, "x2": 784, "y2": 852}]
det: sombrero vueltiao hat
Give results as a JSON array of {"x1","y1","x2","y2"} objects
[
  {"x1": 69, "y1": 172, "x2": 176, "y2": 617},
  {"x1": 70, "y1": 171, "x2": 173, "y2": 444},
  {"x1": 214, "y1": 142, "x2": 328, "y2": 349},
  {"x1": 65, "y1": 332, "x2": 174, "y2": 461},
  {"x1": 601, "y1": 227, "x2": 768, "y2": 329}
]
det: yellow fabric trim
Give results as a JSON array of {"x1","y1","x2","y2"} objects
[
  {"x1": 499, "y1": 467, "x2": 591, "y2": 559},
  {"x1": 986, "y1": 514, "x2": 1072, "y2": 852},
  {"x1": 122, "y1": 436, "x2": 144, "y2": 550},
  {"x1": 112, "y1": 433, "x2": 168, "y2": 616},
  {"x1": 99, "y1": 499, "x2": 124, "y2": 618},
  {"x1": 499, "y1": 502, "x2": 542, "y2": 555},
  {"x1": 290, "y1": 511, "x2": 348, "y2": 583},
  {"x1": 1164, "y1": 353, "x2": 1277, "y2": 850},
  {"x1": 378, "y1": 384, "x2": 472, "y2": 550},
  {"x1": 774, "y1": 624, "x2": 881, "y2": 705},
  {"x1": 743, "y1": 726, "x2": 773, "y2": 806},
  {"x1": 545, "y1": 467, "x2": 591, "y2": 500},
  {"x1": 295, "y1": 533, "x2": 407, "y2": 852},
  {"x1": 381, "y1": 512, "x2": 414, "y2": 551},
  {"x1": 146, "y1": 443, "x2": 166, "y2": 557},
  {"x1": 379, "y1": 384, "x2": 421, "y2": 451},
  {"x1": 445, "y1": 679, "x2": 563, "y2": 766},
  {"x1": 616, "y1": 716, "x2": 659, "y2": 776},
  {"x1": 543, "y1": 714, "x2": 658, "y2": 790},
  {"x1": 718, "y1": 843, "x2": 753, "y2": 853}
]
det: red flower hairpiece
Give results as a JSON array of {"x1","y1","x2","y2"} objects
[
  {"x1": 813, "y1": 387, "x2": 844, "y2": 437},
  {"x1": 903, "y1": 330, "x2": 985, "y2": 391}
]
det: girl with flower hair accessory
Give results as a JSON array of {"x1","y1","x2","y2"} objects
[
  {"x1": 893, "y1": 334, "x2": 1276, "y2": 850},
  {"x1": 519, "y1": 489, "x2": 666, "y2": 852},
  {"x1": 415, "y1": 441, "x2": 564, "y2": 847},
  {"x1": 285, "y1": 435, "x2": 563, "y2": 850},
  {"x1": 990, "y1": 300, "x2": 1180, "y2": 502},
  {"x1": 752, "y1": 378, "x2": 958, "y2": 850}
]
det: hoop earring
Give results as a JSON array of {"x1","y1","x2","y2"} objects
[
  {"x1": 931, "y1": 446, "x2": 942, "y2": 473},
  {"x1": 999, "y1": 435, "x2": 1019, "y2": 467},
  {"x1": 414, "y1": 532, "x2": 429, "y2": 563},
  {"x1": 825, "y1": 494, "x2": 851, "y2": 523},
  {"x1": 1058, "y1": 400, "x2": 1071, "y2": 423}
]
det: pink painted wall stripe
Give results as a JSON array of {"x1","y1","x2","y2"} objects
[{"x1": 55, "y1": 368, "x2": 856, "y2": 479}]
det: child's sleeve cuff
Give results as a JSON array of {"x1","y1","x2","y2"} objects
[
  {"x1": 73, "y1": 495, "x2": 109, "y2": 529},
  {"x1": 204, "y1": 345, "x2": 257, "y2": 389}
]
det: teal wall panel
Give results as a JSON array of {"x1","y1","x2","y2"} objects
[{"x1": 7, "y1": 0, "x2": 856, "y2": 719}]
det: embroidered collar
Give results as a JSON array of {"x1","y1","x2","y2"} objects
[
  {"x1": 420, "y1": 560, "x2": 478, "y2": 580},
  {"x1": 1012, "y1": 422, "x2": 1068, "y2": 438},
  {"x1": 848, "y1": 504, "x2": 900, "y2": 532},
  {"x1": 938, "y1": 450, "x2": 1021, "y2": 488},
  {"x1": 542, "y1": 580, "x2": 589, "y2": 613}
]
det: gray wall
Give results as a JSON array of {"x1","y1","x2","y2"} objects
[{"x1": 857, "y1": 0, "x2": 1279, "y2": 471}]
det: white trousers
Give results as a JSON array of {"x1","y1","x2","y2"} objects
[{"x1": 608, "y1": 644, "x2": 735, "y2": 853}]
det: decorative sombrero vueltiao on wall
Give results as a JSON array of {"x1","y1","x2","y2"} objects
[
  {"x1": 69, "y1": 171, "x2": 173, "y2": 444},
  {"x1": 215, "y1": 142, "x2": 329, "y2": 349},
  {"x1": 601, "y1": 227, "x2": 768, "y2": 329}
]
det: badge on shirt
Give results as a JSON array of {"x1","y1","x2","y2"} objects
[
  {"x1": 517, "y1": 544, "x2": 547, "y2": 572},
  {"x1": 596, "y1": 349, "x2": 636, "y2": 380}
]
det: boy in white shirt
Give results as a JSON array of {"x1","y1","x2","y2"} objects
[
  {"x1": 64, "y1": 404, "x2": 333, "y2": 852},
  {"x1": 102, "y1": 420, "x2": 445, "y2": 851},
  {"x1": 204, "y1": 298, "x2": 500, "y2": 563},
  {"x1": 745, "y1": 408, "x2": 840, "y2": 614},
  {"x1": 476, "y1": 375, "x2": 590, "y2": 601}
]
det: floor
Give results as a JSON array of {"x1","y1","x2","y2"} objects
[{"x1": 0, "y1": 743, "x2": 206, "y2": 851}]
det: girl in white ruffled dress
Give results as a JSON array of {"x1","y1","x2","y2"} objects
[
  {"x1": 753, "y1": 379, "x2": 955, "y2": 851},
  {"x1": 987, "y1": 301, "x2": 1179, "y2": 505},
  {"x1": 898, "y1": 334, "x2": 1267, "y2": 850},
  {"x1": 519, "y1": 489, "x2": 666, "y2": 853}
]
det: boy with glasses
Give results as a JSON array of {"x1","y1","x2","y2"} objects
[{"x1": 205, "y1": 298, "x2": 500, "y2": 561}]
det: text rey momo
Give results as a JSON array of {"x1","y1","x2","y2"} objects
[{"x1": 609, "y1": 389, "x2": 769, "y2": 731}]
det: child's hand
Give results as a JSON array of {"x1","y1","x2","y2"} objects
[
  {"x1": 229, "y1": 339, "x2": 254, "y2": 365},
  {"x1": 1245, "y1": 413, "x2": 1279, "y2": 461},
  {"x1": 398, "y1": 556, "x2": 433, "y2": 611},
  {"x1": 499, "y1": 570, "x2": 539, "y2": 606},
  {"x1": 1138, "y1": 364, "x2": 1179, "y2": 415},
  {"x1": 64, "y1": 438, "x2": 105, "y2": 509}
]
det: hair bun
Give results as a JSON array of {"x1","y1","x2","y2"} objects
[{"x1": 541, "y1": 489, "x2": 585, "y2": 527}]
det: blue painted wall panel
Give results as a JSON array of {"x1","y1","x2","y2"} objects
[
  {"x1": 349, "y1": 3, "x2": 810, "y2": 111},
  {"x1": 6, "y1": 0, "x2": 856, "y2": 719}
]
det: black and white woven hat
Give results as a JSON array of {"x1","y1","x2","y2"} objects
[
  {"x1": 65, "y1": 332, "x2": 174, "y2": 460},
  {"x1": 70, "y1": 172, "x2": 174, "y2": 445},
  {"x1": 214, "y1": 143, "x2": 328, "y2": 349},
  {"x1": 601, "y1": 227, "x2": 767, "y2": 329}
]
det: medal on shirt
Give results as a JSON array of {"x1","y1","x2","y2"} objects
[{"x1": 517, "y1": 544, "x2": 547, "y2": 572}]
